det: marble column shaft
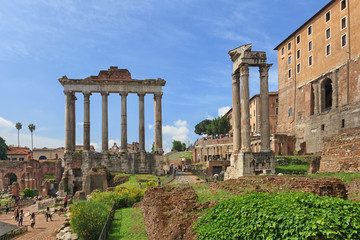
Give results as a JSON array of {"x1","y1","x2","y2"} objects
[
  {"x1": 83, "y1": 92, "x2": 91, "y2": 151},
  {"x1": 120, "y1": 92, "x2": 128, "y2": 153},
  {"x1": 71, "y1": 94, "x2": 77, "y2": 151},
  {"x1": 240, "y1": 64, "x2": 251, "y2": 152},
  {"x1": 232, "y1": 70, "x2": 241, "y2": 153},
  {"x1": 64, "y1": 91, "x2": 72, "y2": 152},
  {"x1": 259, "y1": 64, "x2": 271, "y2": 152},
  {"x1": 154, "y1": 93, "x2": 163, "y2": 153},
  {"x1": 138, "y1": 93, "x2": 145, "y2": 152},
  {"x1": 101, "y1": 92, "x2": 109, "y2": 152}
]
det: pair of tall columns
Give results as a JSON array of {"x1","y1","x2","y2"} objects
[
  {"x1": 232, "y1": 63, "x2": 271, "y2": 153},
  {"x1": 65, "y1": 91, "x2": 163, "y2": 154}
]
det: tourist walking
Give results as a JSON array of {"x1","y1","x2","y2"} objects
[
  {"x1": 63, "y1": 195, "x2": 68, "y2": 209},
  {"x1": 157, "y1": 178, "x2": 161, "y2": 186},
  {"x1": 30, "y1": 212, "x2": 35, "y2": 228},
  {"x1": 5, "y1": 204, "x2": 9, "y2": 214},
  {"x1": 14, "y1": 207, "x2": 19, "y2": 222},
  {"x1": 18, "y1": 209, "x2": 23, "y2": 226},
  {"x1": 46, "y1": 207, "x2": 52, "y2": 222}
]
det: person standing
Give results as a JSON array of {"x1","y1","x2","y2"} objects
[
  {"x1": 46, "y1": 207, "x2": 52, "y2": 222},
  {"x1": 5, "y1": 204, "x2": 9, "y2": 214},
  {"x1": 157, "y1": 178, "x2": 161, "y2": 186},
  {"x1": 30, "y1": 212, "x2": 35, "y2": 228},
  {"x1": 18, "y1": 209, "x2": 23, "y2": 226},
  {"x1": 63, "y1": 195, "x2": 68, "y2": 209},
  {"x1": 14, "y1": 208, "x2": 19, "y2": 222}
]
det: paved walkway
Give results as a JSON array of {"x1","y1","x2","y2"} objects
[
  {"x1": 0, "y1": 204, "x2": 67, "y2": 240},
  {"x1": 170, "y1": 171, "x2": 203, "y2": 184}
]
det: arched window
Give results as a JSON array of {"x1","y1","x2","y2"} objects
[
  {"x1": 289, "y1": 108, "x2": 293, "y2": 117},
  {"x1": 39, "y1": 155, "x2": 47, "y2": 160}
]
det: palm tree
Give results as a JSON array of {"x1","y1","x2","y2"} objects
[
  {"x1": 15, "y1": 122, "x2": 22, "y2": 147},
  {"x1": 28, "y1": 124, "x2": 36, "y2": 151}
]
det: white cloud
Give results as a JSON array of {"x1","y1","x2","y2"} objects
[
  {"x1": 0, "y1": 117, "x2": 14, "y2": 129},
  {"x1": 162, "y1": 120, "x2": 193, "y2": 153},
  {"x1": 206, "y1": 113, "x2": 214, "y2": 120},
  {"x1": 108, "y1": 139, "x2": 120, "y2": 148},
  {"x1": 148, "y1": 124, "x2": 153, "y2": 130},
  {"x1": 218, "y1": 106, "x2": 231, "y2": 117},
  {"x1": 90, "y1": 142, "x2": 100, "y2": 152},
  {"x1": 77, "y1": 122, "x2": 84, "y2": 126}
]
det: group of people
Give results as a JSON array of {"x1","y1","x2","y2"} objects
[{"x1": 14, "y1": 208, "x2": 35, "y2": 228}]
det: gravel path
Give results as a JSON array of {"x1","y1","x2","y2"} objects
[
  {"x1": 170, "y1": 172, "x2": 203, "y2": 184},
  {"x1": 0, "y1": 204, "x2": 67, "y2": 240}
]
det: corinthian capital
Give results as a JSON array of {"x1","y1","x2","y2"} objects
[
  {"x1": 239, "y1": 64, "x2": 249, "y2": 76},
  {"x1": 232, "y1": 70, "x2": 240, "y2": 83},
  {"x1": 259, "y1": 64, "x2": 272, "y2": 77}
]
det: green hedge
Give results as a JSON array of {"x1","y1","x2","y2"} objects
[
  {"x1": 195, "y1": 192, "x2": 360, "y2": 240},
  {"x1": 22, "y1": 188, "x2": 39, "y2": 198}
]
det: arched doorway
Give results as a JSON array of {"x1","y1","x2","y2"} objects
[
  {"x1": 39, "y1": 155, "x2": 47, "y2": 160},
  {"x1": 4, "y1": 173, "x2": 18, "y2": 189},
  {"x1": 322, "y1": 78, "x2": 332, "y2": 112}
]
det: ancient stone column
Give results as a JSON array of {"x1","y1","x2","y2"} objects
[
  {"x1": 83, "y1": 92, "x2": 91, "y2": 151},
  {"x1": 206, "y1": 148, "x2": 209, "y2": 161},
  {"x1": 232, "y1": 70, "x2": 241, "y2": 154},
  {"x1": 71, "y1": 94, "x2": 77, "y2": 151},
  {"x1": 200, "y1": 148, "x2": 203, "y2": 162},
  {"x1": 313, "y1": 83, "x2": 319, "y2": 114},
  {"x1": 120, "y1": 92, "x2": 128, "y2": 153},
  {"x1": 64, "y1": 91, "x2": 72, "y2": 152},
  {"x1": 332, "y1": 71, "x2": 338, "y2": 109},
  {"x1": 101, "y1": 92, "x2": 109, "y2": 152},
  {"x1": 227, "y1": 146, "x2": 230, "y2": 160},
  {"x1": 138, "y1": 93, "x2": 145, "y2": 152},
  {"x1": 154, "y1": 93, "x2": 163, "y2": 153},
  {"x1": 259, "y1": 64, "x2": 272, "y2": 152},
  {"x1": 240, "y1": 64, "x2": 251, "y2": 152}
]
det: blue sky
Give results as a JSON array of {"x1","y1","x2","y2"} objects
[{"x1": 0, "y1": 0, "x2": 329, "y2": 153}]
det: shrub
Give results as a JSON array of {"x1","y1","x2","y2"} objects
[
  {"x1": 70, "y1": 200, "x2": 111, "y2": 240},
  {"x1": 22, "y1": 188, "x2": 38, "y2": 198},
  {"x1": 195, "y1": 192, "x2": 360, "y2": 240}
]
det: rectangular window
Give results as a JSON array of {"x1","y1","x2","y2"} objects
[
  {"x1": 297, "y1": 49, "x2": 301, "y2": 59},
  {"x1": 308, "y1": 25, "x2": 312, "y2": 35},
  {"x1": 326, "y1": 28, "x2": 331, "y2": 40},
  {"x1": 281, "y1": 47, "x2": 285, "y2": 55},
  {"x1": 288, "y1": 69, "x2": 292, "y2": 78},
  {"x1": 297, "y1": 63, "x2": 301, "y2": 73},
  {"x1": 288, "y1": 56, "x2": 292, "y2": 65},
  {"x1": 289, "y1": 108, "x2": 293, "y2": 117},
  {"x1": 296, "y1": 35, "x2": 301, "y2": 44},
  {"x1": 275, "y1": 108, "x2": 278, "y2": 115},
  {"x1": 12, "y1": 158, "x2": 17, "y2": 161},
  {"x1": 325, "y1": 11, "x2": 331, "y2": 22},
  {"x1": 275, "y1": 98, "x2": 278, "y2": 103},
  {"x1": 309, "y1": 56, "x2": 313, "y2": 66},
  {"x1": 341, "y1": 17, "x2": 347, "y2": 30},
  {"x1": 342, "y1": 34, "x2": 347, "y2": 47},
  {"x1": 288, "y1": 42, "x2": 291, "y2": 51},
  {"x1": 341, "y1": 0, "x2": 346, "y2": 10},
  {"x1": 309, "y1": 41, "x2": 313, "y2": 51},
  {"x1": 326, "y1": 44, "x2": 331, "y2": 56},
  {"x1": 19, "y1": 157, "x2": 24, "y2": 161}
]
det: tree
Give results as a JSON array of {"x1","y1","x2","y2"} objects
[
  {"x1": 171, "y1": 140, "x2": 186, "y2": 152},
  {"x1": 194, "y1": 119, "x2": 212, "y2": 135},
  {"x1": 28, "y1": 124, "x2": 36, "y2": 151},
  {"x1": 15, "y1": 122, "x2": 22, "y2": 147},
  {"x1": 204, "y1": 116, "x2": 231, "y2": 136},
  {"x1": 151, "y1": 142, "x2": 155, "y2": 153},
  {"x1": 0, "y1": 136, "x2": 8, "y2": 160}
]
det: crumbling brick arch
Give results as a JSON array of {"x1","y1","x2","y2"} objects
[
  {"x1": 320, "y1": 78, "x2": 333, "y2": 112},
  {"x1": 3, "y1": 172, "x2": 19, "y2": 189}
]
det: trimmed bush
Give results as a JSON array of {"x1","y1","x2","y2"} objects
[
  {"x1": 195, "y1": 192, "x2": 360, "y2": 240},
  {"x1": 70, "y1": 200, "x2": 111, "y2": 240},
  {"x1": 22, "y1": 188, "x2": 39, "y2": 198}
]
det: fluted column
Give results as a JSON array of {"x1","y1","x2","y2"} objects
[
  {"x1": 71, "y1": 94, "x2": 77, "y2": 151},
  {"x1": 101, "y1": 92, "x2": 109, "y2": 152},
  {"x1": 240, "y1": 64, "x2": 251, "y2": 152},
  {"x1": 259, "y1": 64, "x2": 272, "y2": 152},
  {"x1": 83, "y1": 92, "x2": 91, "y2": 151},
  {"x1": 64, "y1": 91, "x2": 72, "y2": 152},
  {"x1": 138, "y1": 93, "x2": 145, "y2": 152},
  {"x1": 154, "y1": 93, "x2": 163, "y2": 153},
  {"x1": 120, "y1": 92, "x2": 128, "y2": 153},
  {"x1": 232, "y1": 70, "x2": 241, "y2": 154}
]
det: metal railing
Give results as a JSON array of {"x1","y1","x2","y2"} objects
[
  {"x1": 98, "y1": 201, "x2": 117, "y2": 240},
  {"x1": 0, "y1": 226, "x2": 28, "y2": 240}
]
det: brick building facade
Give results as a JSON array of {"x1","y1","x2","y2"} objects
[{"x1": 275, "y1": 0, "x2": 360, "y2": 153}]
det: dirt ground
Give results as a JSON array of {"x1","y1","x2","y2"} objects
[{"x1": 0, "y1": 204, "x2": 67, "y2": 240}]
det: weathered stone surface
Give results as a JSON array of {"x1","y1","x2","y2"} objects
[
  {"x1": 73, "y1": 191, "x2": 86, "y2": 201},
  {"x1": 37, "y1": 198, "x2": 56, "y2": 210}
]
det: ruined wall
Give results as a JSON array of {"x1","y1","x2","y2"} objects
[{"x1": 319, "y1": 127, "x2": 360, "y2": 173}]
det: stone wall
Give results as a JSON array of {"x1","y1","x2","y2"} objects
[
  {"x1": 37, "y1": 198, "x2": 56, "y2": 210},
  {"x1": 319, "y1": 127, "x2": 360, "y2": 173}
]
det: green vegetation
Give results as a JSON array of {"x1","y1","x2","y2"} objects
[
  {"x1": 43, "y1": 173, "x2": 56, "y2": 182},
  {"x1": 191, "y1": 183, "x2": 236, "y2": 203},
  {"x1": 195, "y1": 192, "x2": 360, "y2": 240},
  {"x1": 22, "y1": 188, "x2": 39, "y2": 198},
  {"x1": 108, "y1": 207, "x2": 148, "y2": 240},
  {"x1": 171, "y1": 140, "x2": 186, "y2": 151},
  {"x1": 275, "y1": 155, "x2": 310, "y2": 174},
  {"x1": 194, "y1": 116, "x2": 230, "y2": 136},
  {"x1": 167, "y1": 151, "x2": 192, "y2": 161},
  {"x1": 0, "y1": 136, "x2": 8, "y2": 160},
  {"x1": 116, "y1": 174, "x2": 168, "y2": 188}
]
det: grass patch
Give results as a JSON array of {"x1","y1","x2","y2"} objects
[
  {"x1": 190, "y1": 183, "x2": 236, "y2": 203},
  {"x1": 275, "y1": 164, "x2": 309, "y2": 174},
  {"x1": 310, "y1": 172, "x2": 360, "y2": 183},
  {"x1": 118, "y1": 174, "x2": 168, "y2": 188},
  {"x1": 108, "y1": 207, "x2": 148, "y2": 240}
]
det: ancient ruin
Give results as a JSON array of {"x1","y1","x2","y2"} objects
[
  {"x1": 225, "y1": 44, "x2": 275, "y2": 179},
  {"x1": 58, "y1": 67, "x2": 166, "y2": 196}
]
